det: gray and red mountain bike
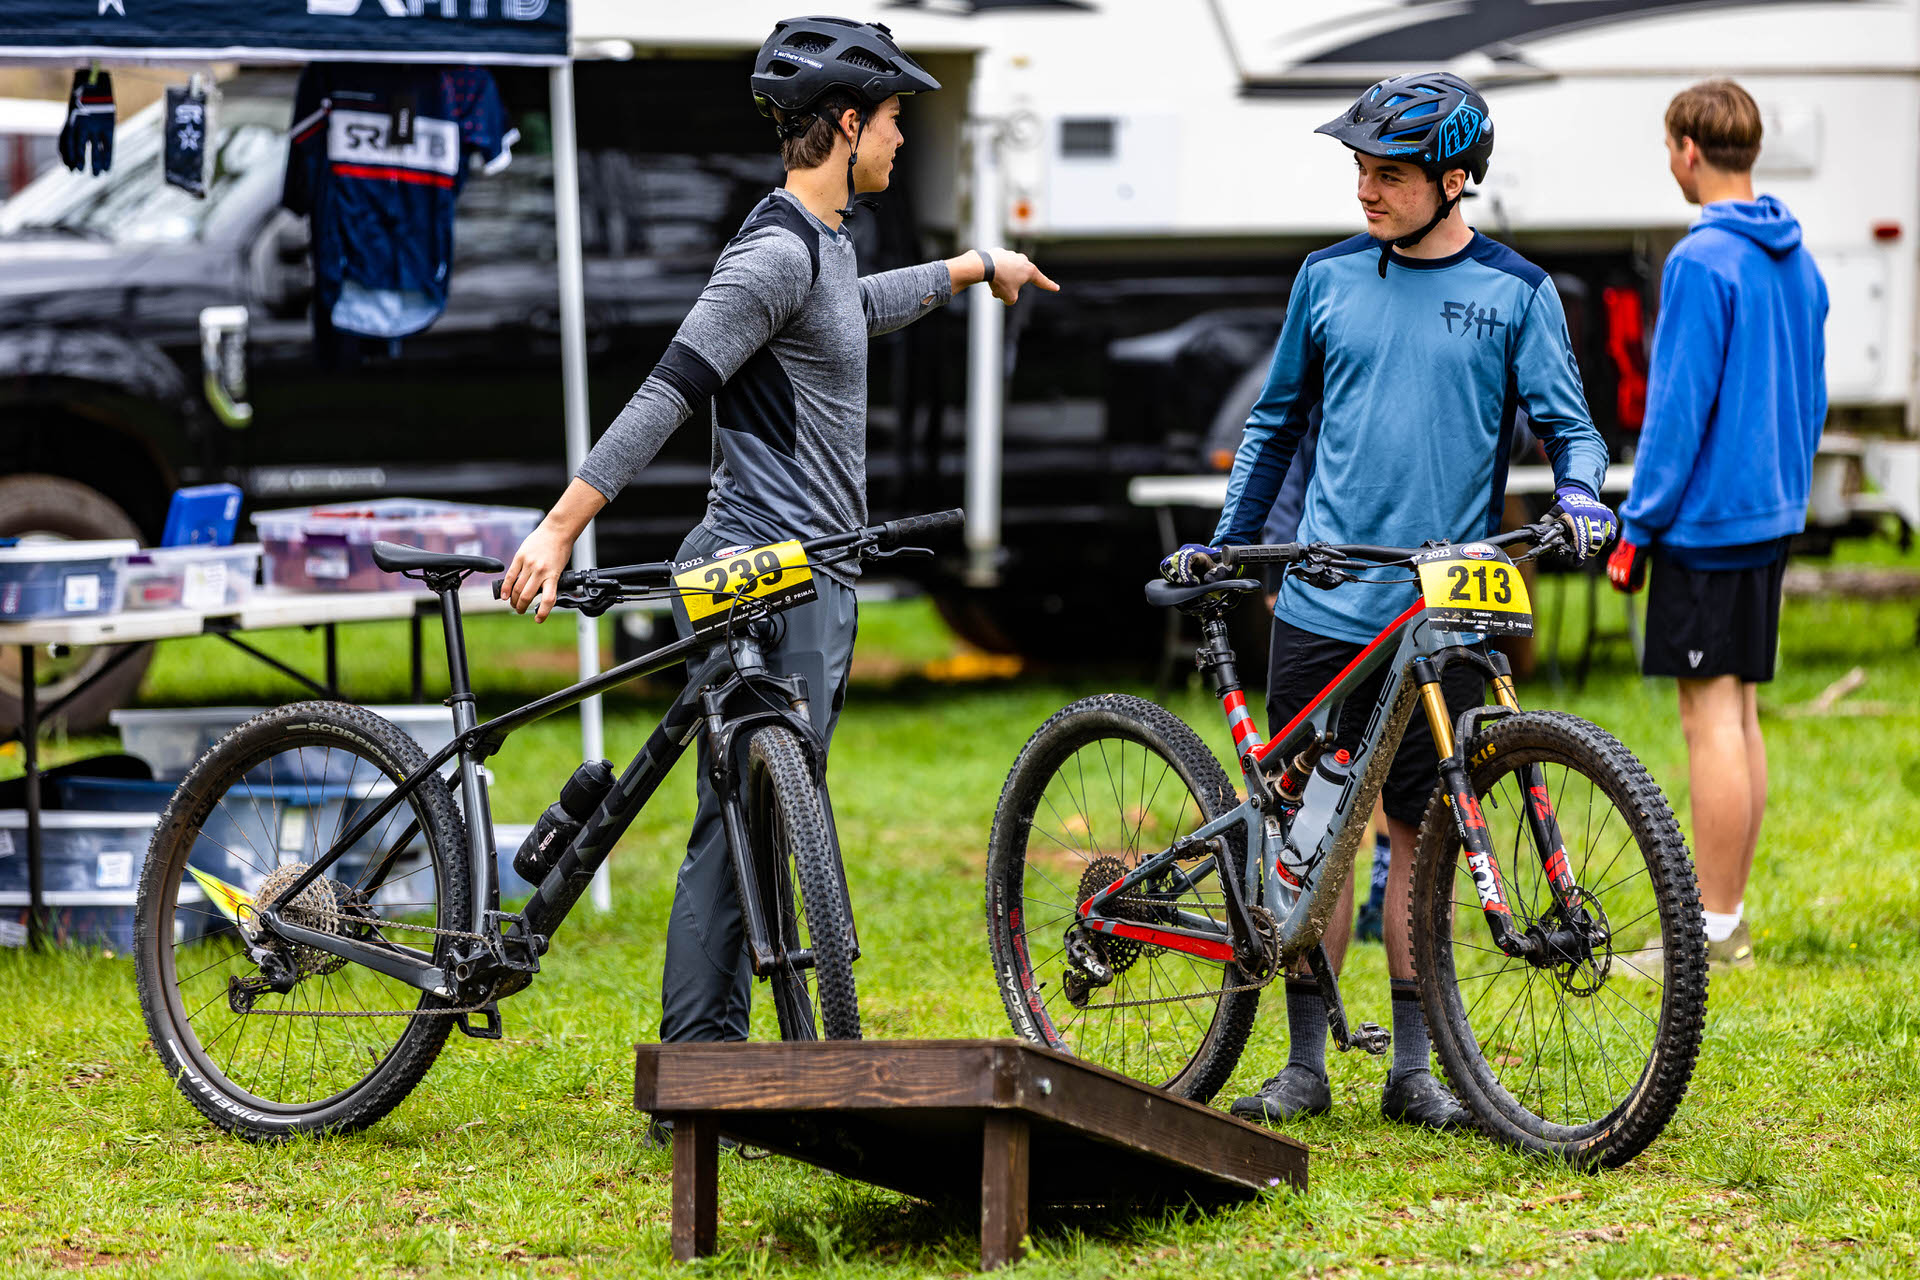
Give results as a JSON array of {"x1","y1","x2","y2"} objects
[{"x1": 988, "y1": 517, "x2": 1707, "y2": 1167}]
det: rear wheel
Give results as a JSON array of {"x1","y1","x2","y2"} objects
[
  {"x1": 134, "y1": 702, "x2": 471, "y2": 1141},
  {"x1": 0, "y1": 474, "x2": 153, "y2": 733},
  {"x1": 986, "y1": 694, "x2": 1257, "y2": 1102},
  {"x1": 1410, "y1": 710, "x2": 1707, "y2": 1168},
  {"x1": 747, "y1": 726, "x2": 859, "y2": 1041}
]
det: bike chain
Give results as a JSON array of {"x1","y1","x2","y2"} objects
[{"x1": 230, "y1": 898, "x2": 493, "y2": 1020}]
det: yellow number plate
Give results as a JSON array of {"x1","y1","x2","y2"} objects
[
  {"x1": 1414, "y1": 545, "x2": 1533, "y2": 637},
  {"x1": 672, "y1": 539, "x2": 816, "y2": 637}
]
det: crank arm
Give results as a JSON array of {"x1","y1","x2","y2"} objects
[{"x1": 1305, "y1": 945, "x2": 1389, "y2": 1056}]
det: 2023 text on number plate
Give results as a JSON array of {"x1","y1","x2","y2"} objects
[
  {"x1": 671, "y1": 540, "x2": 817, "y2": 639},
  {"x1": 1412, "y1": 543, "x2": 1533, "y2": 637}
]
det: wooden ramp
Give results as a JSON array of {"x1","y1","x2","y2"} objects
[{"x1": 634, "y1": 1038, "x2": 1308, "y2": 1270}]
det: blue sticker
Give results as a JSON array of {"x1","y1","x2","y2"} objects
[{"x1": 1436, "y1": 103, "x2": 1484, "y2": 160}]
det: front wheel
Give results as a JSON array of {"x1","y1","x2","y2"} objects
[
  {"x1": 746, "y1": 726, "x2": 859, "y2": 1041},
  {"x1": 1410, "y1": 710, "x2": 1707, "y2": 1168}
]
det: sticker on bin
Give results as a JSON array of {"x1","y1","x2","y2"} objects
[
  {"x1": 97, "y1": 851, "x2": 134, "y2": 889},
  {"x1": 0, "y1": 829, "x2": 11, "y2": 858},
  {"x1": 0, "y1": 920, "x2": 26, "y2": 948},
  {"x1": 182, "y1": 561, "x2": 227, "y2": 610},
  {"x1": 63, "y1": 574, "x2": 101, "y2": 612},
  {"x1": 306, "y1": 552, "x2": 350, "y2": 580}
]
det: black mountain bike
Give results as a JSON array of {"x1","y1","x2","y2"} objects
[
  {"x1": 987, "y1": 518, "x2": 1707, "y2": 1167},
  {"x1": 134, "y1": 510, "x2": 963, "y2": 1141}
]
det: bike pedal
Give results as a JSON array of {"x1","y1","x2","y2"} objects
[
  {"x1": 455, "y1": 1003, "x2": 503, "y2": 1040},
  {"x1": 1353, "y1": 1022, "x2": 1390, "y2": 1056}
]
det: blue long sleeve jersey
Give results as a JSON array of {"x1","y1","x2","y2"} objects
[{"x1": 1212, "y1": 232, "x2": 1608, "y2": 645}]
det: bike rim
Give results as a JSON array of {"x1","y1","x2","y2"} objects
[
  {"x1": 155, "y1": 738, "x2": 450, "y2": 1113},
  {"x1": 1441, "y1": 752, "x2": 1669, "y2": 1136},
  {"x1": 1009, "y1": 733, "x2": 1237, "y2": 1088}
]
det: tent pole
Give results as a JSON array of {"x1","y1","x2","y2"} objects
[
  {"x1": 549, "y1": 58, "x2": 611, "y2": 913},
  {"x1": 963, "y1": 112, "x2": 1005, "y2": 588}
]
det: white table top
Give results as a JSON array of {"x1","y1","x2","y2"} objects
[
  {"x1": 0, "y1": 585, "x2": 515, "y2": 648},
  {"x1": 1128, "y1": 465, "x2": 1636, "y2": 509}
]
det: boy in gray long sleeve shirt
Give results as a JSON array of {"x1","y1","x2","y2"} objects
[{"x1": 502, "y1": 16, "x2": 1055, "y2": 1051}]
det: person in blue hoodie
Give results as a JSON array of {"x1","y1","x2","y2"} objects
[
  {"x1": 1610, "y1": 79, "x2": 1827, "y2": 971},
  {"x1": 1161, "y1": 72, "x2": 1615, "y2": 1132}
]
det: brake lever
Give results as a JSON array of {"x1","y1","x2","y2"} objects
[{"x1": 865, "y1": 544, "x2": 934, "y2": 560}]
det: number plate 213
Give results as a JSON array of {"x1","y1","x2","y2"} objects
[{"x1": 1413, "y1": 543, "x2": 1533, "y2": 637}]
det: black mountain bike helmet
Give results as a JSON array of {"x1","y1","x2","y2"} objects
[
  {"x1": 751, "y1": 16, "x2": 941, "y2": 219},
  {"x1": 1316, "y1": 71, "x2": 1494, "y2": 275}
]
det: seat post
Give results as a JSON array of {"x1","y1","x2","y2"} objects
[{"x1": 435, "y1": 577, "x2": 475, "y2": 707}]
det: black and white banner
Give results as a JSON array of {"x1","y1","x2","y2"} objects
[{"x1": 0, "y1": 0, "x2": 570, "y2": 67}]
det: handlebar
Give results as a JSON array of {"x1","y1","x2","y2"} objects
[
  {"x1": 490, "y1": 508, "x2": 968, "y2": 611},
  {"x1": 1220, "y1": 517, "x2": 1566, "y2": 570}
]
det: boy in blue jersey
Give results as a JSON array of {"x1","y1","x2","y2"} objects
[
  {"x1": 1608, "y1": 80, "x2": 1827, "y2": 972},
  {"x1": 1162, "y1": 72, "x2": 1616, "y2": 1131}
]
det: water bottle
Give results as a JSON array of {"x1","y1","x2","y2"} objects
[
  {"x1": 1281, "y1": 748, "x2": 1352, "y2": 881},
  {"x1": 513, "y1": 759, "x2": 616, "y2": 885}
]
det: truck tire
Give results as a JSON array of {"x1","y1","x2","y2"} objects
[{"x1": 0, "y1": 474, "x2": 155, "y2": 734}]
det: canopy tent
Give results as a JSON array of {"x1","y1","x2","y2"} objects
[{"x1": 0, "y1": 0, "x2": 615, "y2": 911}]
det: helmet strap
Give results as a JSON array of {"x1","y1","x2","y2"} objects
[
  {"x1": 1377, "y1": 176, "x2": 1462, "y2": 278},
  {"x1": 838, "y1": 114, "x2": 869, "y2": 221}
]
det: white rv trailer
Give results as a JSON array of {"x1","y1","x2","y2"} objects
[{"x1": 577, "y1": 0, "x2": 1916, "y2": 427}]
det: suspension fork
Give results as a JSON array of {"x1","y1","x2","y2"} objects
[
  {"x1": 1417, "y1": 656, "x2": 1534, "y2": 958},
  {"x1": 1486, "y1": 655, "x2": 1584, "y2": 914}
]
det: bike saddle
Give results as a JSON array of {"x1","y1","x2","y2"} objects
[
  {"x1": 371, "y1": 540, "x2": 506, "y2": 575},
  {"x1": 1143, "y1": 577, "x2": 1262, "y2": 608}
]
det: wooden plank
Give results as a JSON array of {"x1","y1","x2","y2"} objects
[
  {"x1": 980, "y1": 1113, "x2": 1030, "y2": 1271},
  {"x1": 668, "y1": 1114, "x2": 718, "y2": 1261},
  {"x1": 637, "y1": 1041, "x2": 1011, "y2": 1113}
]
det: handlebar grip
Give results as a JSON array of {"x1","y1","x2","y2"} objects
[
  {"x1": 1222, "y1": 543, "x2": 1302, "y2": 565},
  {"x1": 879, "y1": 508, "x2": 965, "y2": 549}
]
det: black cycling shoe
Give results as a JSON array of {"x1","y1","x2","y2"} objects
[
  {"x1": 1380, "y1": 1069, "x2": 1471, "y2": 1132},
  {"x1": 1230, "y1": 1064, "x2": 1333, "y2": 1125}
]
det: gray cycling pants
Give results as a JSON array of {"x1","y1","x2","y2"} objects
[{"x1": 658, "y1": 525, "x2": 857, "y2": 1043}]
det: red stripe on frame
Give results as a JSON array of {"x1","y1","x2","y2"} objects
[
  {"x1": 331, "y1": 163, "x2": 455, "y2": 188},
  {"x1": 1093, "y1": 920, "x2": 1236, "y2": 963},
  {"x1": 1253, "y1": 599, "x2": 1425, "y2": 763}
]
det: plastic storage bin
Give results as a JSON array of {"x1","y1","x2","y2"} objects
[
  {"x1": 0, "y1": 811, "x2": 158, "y2": 896},
  {"x1": 251, "y1": 500, "x2": 538, "y2": 593},
  {"x1": 0, "y1": 894, "x2": 141, "y2": 950},
  {"x1": 0, "y1": 539, "x2": 139, "y2": 620},
  {"x1": 111, "y1": 704, "x2": 459, "y2": 780},
  {"x1": 117, "y1": 544, "x2": 262, "y2": 612}
]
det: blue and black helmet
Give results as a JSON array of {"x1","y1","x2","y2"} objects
[{"x1": 1315, "y1": 71, "x2": 1494, "y2": 185}]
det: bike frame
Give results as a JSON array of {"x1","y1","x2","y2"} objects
[
  {"x1": 250, "y1": 583, "x2": 834, "y2": 1003},
  {"x1": 1078, "y1": 596, "x2": 1582, "y2": 973}
]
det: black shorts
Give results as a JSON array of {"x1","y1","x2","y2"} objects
[
  {"x1": 1265, "y1": 618, "x2": 1485, "y2": 828},
  {"x1": 1642, "y1": 550, "x2": 1787, "y2": 682}
]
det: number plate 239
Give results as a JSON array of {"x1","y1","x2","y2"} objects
[
  {"x1": 672, "y1": 540, "x2": 816, "y2": 638},
  {"x1": 1414, "y1": 544, "x2": 1533, "y2": 637}
]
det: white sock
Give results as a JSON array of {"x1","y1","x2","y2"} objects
[{"x1": 1702, "y1": 904, "x2": 1743, "y2": 944}]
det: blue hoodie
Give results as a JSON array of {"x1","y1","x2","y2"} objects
[{"x1": 1620, "y1": 196, "x2": 1828, "y2": 564}]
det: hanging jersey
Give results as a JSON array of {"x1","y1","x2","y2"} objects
[{"x1": 283, "y1": 64, "x2": 516, "y2": 339}]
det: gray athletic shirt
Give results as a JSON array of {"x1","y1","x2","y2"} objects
[{"x1": 577, "y1": 188, "x2": 952, "y2": 583}]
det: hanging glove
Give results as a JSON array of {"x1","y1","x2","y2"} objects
[
  {"x1": 1548, "y1": 484, "x2": 1617, "y2": 562},
  {"x1": 1159, "y1": 543, "x2": 1228, "y2": 587},
  {"x1": 58, "y1": 70, "x2": 116, "y2": 176},
  {"x1": 1607, "y1": 539, "x2": 1648, "y2": 593}
]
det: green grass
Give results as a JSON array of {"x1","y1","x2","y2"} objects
[{"x1": 3, "y1": 576, "x2": 1919, "y2": 1277}]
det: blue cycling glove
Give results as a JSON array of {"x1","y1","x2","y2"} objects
[
  {"x1": 58, "y1": 70, "x2": 115, "y2": 176},
  {"x1": 1160, "y1": 543, "x2": 1227, "y2": 587},
  {"x1": 1550, "y1": 484, "x2": 1617, "y2": 561}
]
